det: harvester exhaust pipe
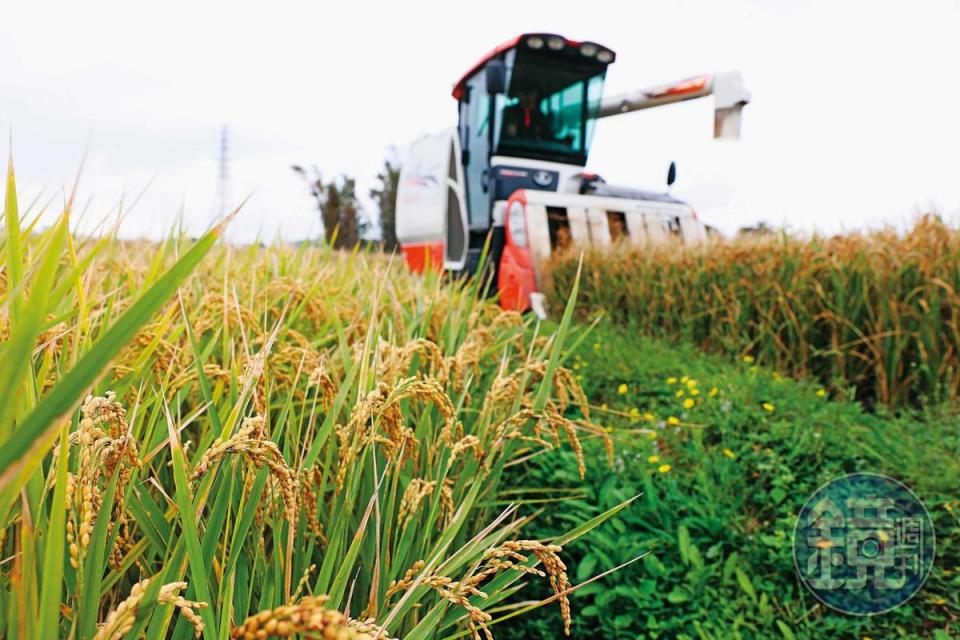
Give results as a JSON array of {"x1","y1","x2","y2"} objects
[{"x1": 598, "y1": 71, "x2": 750, "y2": 139}]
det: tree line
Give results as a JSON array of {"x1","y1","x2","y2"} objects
[{"x1": 291, "y1": 157, "x2": 400, "y2": 251}]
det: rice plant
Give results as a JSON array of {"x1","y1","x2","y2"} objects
[
  {"x1": 548, "y1": 215, "x2": 960, "y2": 408},
  {"x1": 0, "y1": 155, "x2": 628, "y2": 639}
]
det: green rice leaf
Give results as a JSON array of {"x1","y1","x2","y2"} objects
[{"x1": 0, "y1": 213, "x2": 234, "y2": 495}]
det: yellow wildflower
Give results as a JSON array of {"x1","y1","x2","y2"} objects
[
  {"x1": 686, "y1": 379, "x2": 697, "y2": 389},
  {"x1": 675, "y1": 389, "x2": 685, "y2": 398},
  {"x1": 643, "y1": 412, "x2": 655, "y2": 421},
  {"x1": 666, "y1": 377, "x2": 677, "y2": 385},
  {"x1": 617, "y1": 383, "x2": 628, "y2": 394},
  {"x1": 762, "y1": 402, "x2": 775, "y2": 412},
  {"x1": 647, "y1": 455, "x2": 660, "y2": 464},
  {"x1": 816, "y1": 388, "x2": 827, "y2": 398},
  {"x1": 683, "y1": 398, "x2": 695, "y2": 409},
  {"x1": 629, "y1": 407, "x2": 640, "y2": 419},
  {"x1": 667, "y1": 416, "x2": 680, "y2": 425},
  {"x1": 690, "y1": 388, "x2": 700, "y2": 396},
  {"x1": 722, "y1": 448, "x2": 736, "y2": 459},
  {"x1": 680, "y1": 376, "x2": 689, "y2": 384},
  {"x1": 709, "y1": 387, "x2": 718, "y2": 397},
  {"x1": 743, "y1": 355, "x2": 754, "y2": 364},
  {"x1": 600, "y1": 403, "x2": 608, "y2": 411},
  {"x1": 658, "y1": 464, "x2": 671, "y2": 473}
]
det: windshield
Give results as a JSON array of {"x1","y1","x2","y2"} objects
[{"x1": 493, "y1": 52, "x2": 606, "y2": 165}]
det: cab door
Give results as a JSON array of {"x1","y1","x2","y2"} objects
[{"x1": 459, "y1": 72, "x2": 493, "y2": 233}]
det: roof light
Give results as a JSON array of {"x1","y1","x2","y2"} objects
[
  {"x1": 596, "y1": 49, "x2": 614, "y2": 63},
  {"x1": 579, "y1": 43, "x2": 597, "y2": 57},
  {"x1": 547, "y1": 36, "x2": 565, "y2": 50},
  {"x1": 525, "y1": 36, "x2": 544, "y2": 49}
]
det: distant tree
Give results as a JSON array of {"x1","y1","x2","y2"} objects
[
  {"x1": 737, "y1": 221, "x2": 776, "y2": 237},
  {"x1": 370, "y1": 154, "x2": 401, "y2": 252},
  {"x1": 292, "y1": 165, "x2": 367, "y2": 249}
]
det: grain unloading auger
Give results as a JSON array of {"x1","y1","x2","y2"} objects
[{"x1": 395, "y1": 33, "x2": 749, "y2": 317}]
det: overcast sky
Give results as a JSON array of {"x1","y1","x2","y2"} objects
[{"x1": 3, "y1": 0, "x2": 959, "y2": 242}]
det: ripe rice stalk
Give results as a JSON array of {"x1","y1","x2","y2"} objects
[
  {"x1": 548, "y1": 214, "x2": 960, "y2": 408},
  {"x1": 0, "y1": 156, "x2": 628, "y2": 639}
]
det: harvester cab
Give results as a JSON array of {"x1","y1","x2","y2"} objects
[{"x1": 396, "y1": 33, "x2": 749, "y2": 316}]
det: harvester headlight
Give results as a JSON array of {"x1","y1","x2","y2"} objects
[
  {"x1": 596, "y1": 49, "x2": 614, "y2": 63},
  {"x1": 525, "y1": 36, "x2": 544, "y2": 49},
  {"x1": 547, "y1": 36, "x2": 565, "y2": 50},
  {"x1": 579, "y1": 43, "x2": 597, "y2": 57},
  {"x1": 508, "y1": 203, "x2": 527, "y2": 247}
]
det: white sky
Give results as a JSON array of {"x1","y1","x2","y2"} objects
[{"x1": 3, "y1": 0, "x2": 960, "y2": 241}]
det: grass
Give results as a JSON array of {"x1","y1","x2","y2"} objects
[
  {"x1": 502, "y1": 321, "x2": 960, "y2": 639},
  {"x1": 0, "y1": 156, "x2": 629, "y2": 639},
  {"x1": 547, "y1": 215, "x2": 960, "y2": 408}
]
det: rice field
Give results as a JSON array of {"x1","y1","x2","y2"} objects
[
  {"x1": 0, "y1": 160, "x2": 626, "y2": 639},
  {"x1": 5, "y1": 144, "x2": 958, "y2": 639},
  {"x1": 547, "y1": 215, "x2": 960, "y2": 408}
]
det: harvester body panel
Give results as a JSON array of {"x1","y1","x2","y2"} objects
[{"x1": 396, "y1": 128, "x2": 465, "y2": 272}]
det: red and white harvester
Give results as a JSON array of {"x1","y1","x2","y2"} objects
[{"x1": 396, "y1": 33, "x2": 749, "y2": 316}]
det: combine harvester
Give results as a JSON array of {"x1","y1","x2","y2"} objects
[{"x1": 396, "y1": 32, "x2": 749, "y2": 316}]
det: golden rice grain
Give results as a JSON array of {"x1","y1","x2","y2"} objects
[
  {"x1": 95, "y1": 579, "x2": 206, "y2": 640},
  {"x1": 230, "y1": 596, "x2": 374, "y2": 639}
]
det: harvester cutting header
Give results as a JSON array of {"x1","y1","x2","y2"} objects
[{"x1": 396, "y1": 33, "x2": 750, "y2": 316}]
